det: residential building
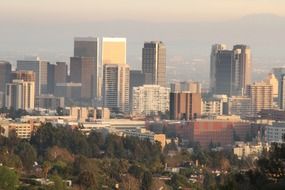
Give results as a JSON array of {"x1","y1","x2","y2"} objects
[
  {"x1": 132, "y1": 85, "x2": 170, "y2": 116},
  {"x1": 246, "y1": 82, "x2": 273, "y2": 116},
  {"x1": 6, "y1": 79, "x2": 35, "y2": 110}
]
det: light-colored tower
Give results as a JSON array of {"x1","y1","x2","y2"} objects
[
  {"x1": 132, "y1": 85, "x2": 170, "y2": 116},
  {"x1": 6, "y1": 80, "x2": 35, "y2": 110},
  {"x1": 264, "y1": 73, "x2": 278, "y2": 98},
  {"x1": 246, "y1": 82, "x2": 273, "y2": 116},
  {"x1": 142, "y1": 41, "x2": 166, "y2": 87},
  {"x1": 103, "y1": 64, "x2": 129, "y2": 113},
  {"x1": 17, "y1": 57, "x2": 48, "y2": 96},
  {"x1": 102, "y1": 37, "x2": 130, "y2": 113},
  {"x1": 233, "y1": 44, "x2": 252, "y2": 95}
]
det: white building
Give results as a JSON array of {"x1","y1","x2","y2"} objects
[
  {"x1": 132, "y1": 85, "x2": 170, "y2": 116},
  {"x1": 266, "y1": 122, "x2": 285, "y2": 143},
  {"x1": 6, "y1": 79, "x2": 35, "y2": 110},
  {"x1": 202, "y1": 99, "x2": 223, "y2": 116},
  {"x1": 103, "y1": 64, "x2": 130, "y2": 113}
]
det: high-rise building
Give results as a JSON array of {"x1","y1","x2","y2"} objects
[
  {"x1": 5, "y1": 80, "x2": 35, "y2": 110},
  {"x1": 210, "y1": 44, "x2": 227, "y2": 92},
  {"x1": 102, "y1": 37, "x2": 126, "y2": 65},
  {"x1": 273, "y1": 68, "x2": 285, "y2": 109},
  {"x1": 279, "y1": 74, "x2": 285, "y2": 110},
  {"x1": 0, "y1": 61, "x2": 12, "y2": 93},
  {"x1": 70, "y1": 37, "x2": 99, "y2": 101},
  {"x1": 233, "y1": 45, "x2": 252, "y2": 94},
  {"x1": 103, "y1": 64, "x2": 130, "y2": 113},
  {"x1": 70, "y1": 57, "x2": 96, "y2": 99},
  {"x1": 170, "y1": 92, "x2": 202, "y2": 120},
  {"x1": 129, "y1": 70, "x2": 145, "y2": 111},
  {"x1": 47, "y1": 63, "x2": 55, "y2": 94},
  {"x1": 0, "y1": 61, "x2": 12, "y2": 107},
  {"x1": 210, "y1": 44, "x2": 251, "y2": 96},
  {"x1": 102, "y1": 37, "x2": 130, "y2": 113},
  {"x1": 54, "y1": 62, "x2": 67, "y2": 84},
  {"x1": 246, "y1": 82, "x2": 273, "y2": 116},
  {"x1": 132, "y1": 85, "x2": 170, "y2": 116},
  {"x1": 142, "y1": 41, "x2": 166, "y2": 87},
  {"x1": 17, "y1": 57, "x2": 48, "y2": 96}
]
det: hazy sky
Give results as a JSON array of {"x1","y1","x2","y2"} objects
[{"x1": 1, "y1": 0, "x2": 285, "y2": 22}]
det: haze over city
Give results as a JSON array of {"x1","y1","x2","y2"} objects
[
  {"x1": 2, "y1": 1, "x2": 285, "y2": 190},
  {"x1": 1, "y1": 0, "x2": 285, "y2": 86}
]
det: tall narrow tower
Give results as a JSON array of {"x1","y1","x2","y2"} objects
[
  {"x1": 102, "y1": 37, "x2": 130, "y2": 113},
  {"x1": 142, "y1": 41, "x2": 166, "y2": 87}
]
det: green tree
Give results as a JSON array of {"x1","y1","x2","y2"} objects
[
  {"x1": 0, "y1": 166, "x2": 19, "y2": 190},
  {"x1": 141, "y1": 171, "x2": 152, "y2": 190},
  {"x1": 15, "y1": 141, "x2": 37, "y2": 171},
  {"x1": 50, "y1": 175, "x2": 67, "y2": 190}
]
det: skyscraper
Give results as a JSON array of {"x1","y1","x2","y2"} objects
[
  {"x1": 142, "y1": 41, "x2": 166, "y2": 87},
  {"x1": 279, "y1": 74, "x2": 285, "y2": 110},
  {"x1": 210, "y1": 44, "x2": 226, "y2": 92},
  {"x1": 210, "y1": 44, "x2": 251, "y2": 96},
  {"x1": 70, "y1": 37, "x2": 99, "y2": 101},
  {"x1": 103, "y1": 64, "x2": 129, "y2": 113},
  {"x1": 17, "y1": 57, "x2": 48, "y2": 96},
  {"x1": 54, "y1": 62, "x2": 67, "y2": 84},
  {"x1": 273, "y1": 67, "x2": 285, "y2": 109},
  {"x1": 102, "y1": 37, "x2": 130, "y2": 113},
  {"x1": 0, "y1": 61, "x2": 12, "y2": 107},
  {"x1": 102, "y1": 37, "x2": 126, "y2": 65},
  {"x1": 70, "y1": 57, "x2": 95, "y2": 99},
  {"x1": 0, "y1": 61, "x2": 12, "y2": 93}
]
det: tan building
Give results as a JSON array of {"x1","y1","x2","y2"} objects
[
  {"x1": 170, "y1": 92, "x2": 202, "y2": 120},
  {"x1": 246, "y1": 82, "x2": 273, "y2": 116},
  {"x1": 264, "y1": 73, "x2": 278, "y2": 98},
  {"x1": 102, "y1": 38, "x2": 129, "y2": 113},
  {"x1": 6, "y1": 80, "x2": 35, "y2": 110},
  {"x1": 102, "y1": 37, "x2": 126, "y2": 65}
]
